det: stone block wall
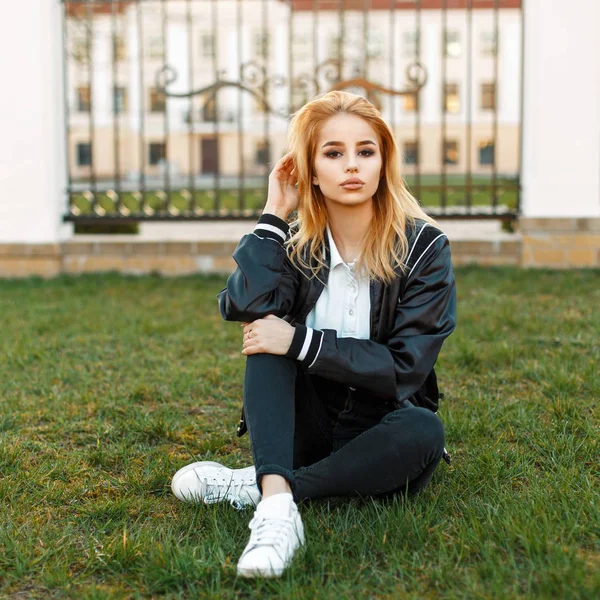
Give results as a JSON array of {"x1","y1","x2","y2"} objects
[
  {"x1": 60, "y1": 241, "x2": 238, "y2": 276},
  {"x1": 449, "y1": 239, "x2": 521, "y2": 267},
  {"x1": 520, "y1": 218, "x2": 600, "y2": 268},
  {"x1": 2, "y1": 220, "x2": 600, "y2": 279},
  {"x1": 0, "y1": 244, "x2": 62, "y2": 278}
]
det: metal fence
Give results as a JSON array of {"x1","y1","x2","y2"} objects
[{"x1": 61, "y1": 0, "x2": 523, "y2": 223}]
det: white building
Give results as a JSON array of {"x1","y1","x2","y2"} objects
[{"x1": 65, "y1": 0, "x2": 521, "y2": 183}]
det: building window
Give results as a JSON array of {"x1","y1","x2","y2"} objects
[
  {"x1": 202, "y1": 96, "x2": 217, "y2": 122},
  {"x1": 403, "y1": 31, "x2": 420, "y2": 57},
  {"x1": 148, "y1": 36, "x2": 165, "y2": 60},
  {"x1": 403, "y1": 92, "x2": 419, "y2": 112},
  {"x1": 444, "y1": 83, "x2": 460, "y2": 113},
  {"x1": 149, "y1": 88, "x2": 166, "y2": 113},
  {"x1": 113, "y1": 87, "x2": 128, "y2": 114},
  {"x1": 149, "y1": 142, "x2": 167, "y2": 166},
  {"x1": 479, "y1": 140, "x2": 495, "y2": 165},
  {"x1": 443, "y1": 140, "x2": 459, "y2": 165},
  {"x1": 255, "y1": 140, "x2": 271, "y2": 166},
  {"x1": 403, "y1": 141, "x2": 419, "y2": 165},
  {"x1": 76, "y1": 86, "x2": 91, "y2": 112},
  {"x1": 481, "y1": 82, "x2": 497, "y2": 111},
  {"x1": 254, "y1": 31, "x2": 270, "y2": 57},
  {"x1": 72, "y1": 37, "x2": 90, "y2": 63},
  {"x1": 444, "y1": 31, "x2": 461, "y2": 58},
  {"x1": 200, "y1": 33, "x2": 214, "y2": 59},
  {"x1": 481, "y1": 31, "x2": 498, "y2": 57},
  {"x1": 77, "y1": 142, "x2": 92, "y2": 167},
  {"x1": 113, "y1": 35, "x2": 126, "y2": 61}
]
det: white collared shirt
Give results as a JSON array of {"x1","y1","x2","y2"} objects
[{"x1": 305, "y1": 225, "x2": 371, "y2": 339}]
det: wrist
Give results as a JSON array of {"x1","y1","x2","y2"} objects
[{"x1": 263, "y1": 204, "x2": 289, "y2": 221}]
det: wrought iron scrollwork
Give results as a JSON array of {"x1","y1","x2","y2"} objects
[
  {"x1": 329, "y1": 61, "x2": 428, "y2": 111},
  {"x1": 156, "y1": 62, "x2": 290, "y2": 120},
  {"x1": 157, "y1": 58, "x2": 428, "y2": 118}
]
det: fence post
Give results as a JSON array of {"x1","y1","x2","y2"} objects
[
  {"x1": 0, "y1": 1, "x2": 71, "y2": 265},
  {"x1": 520, "y1": 0, "x2": 600, "y2": 267}
]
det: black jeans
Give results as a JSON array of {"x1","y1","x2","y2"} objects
[{"x1": 243, "y1": 354, "x2": 445, "y2": 502}]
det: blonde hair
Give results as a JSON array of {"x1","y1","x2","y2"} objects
[{"x1": 284, "y1": 90, "x2": 437, "y2": 286}]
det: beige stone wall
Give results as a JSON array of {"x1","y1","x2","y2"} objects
[
  {"x1": 61, "y1": 241, "x2": 238, "y2": 276},
  {"x1": 520, "y1": 218, "x2": 600, "y2": 268},
  {"x1": 0, "y1": 244, "x2": 62, "y2": 278},
  {"x1": 449, "y1": 239, "x2": 521, "y2": 267},
  {"x1": 3, "y1": 219, "x2": 600, "y2": 278},
  {"x1": 1, "y1": 237, "x2": 517, "y2": 278}
]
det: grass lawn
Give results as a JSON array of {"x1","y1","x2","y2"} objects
[{"x1": 1, "y1": 268, "x2": 598, "y2": 599}]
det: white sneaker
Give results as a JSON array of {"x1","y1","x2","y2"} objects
[
  {"x1": 171, "y1": 461, "x2": 261, "y2": 510},
  {"x1": 236, "y1": 492, "x2": 305, "y2": 578}
]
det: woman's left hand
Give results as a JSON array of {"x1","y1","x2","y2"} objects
[{"x1": 241, "y1": 314, "x2": 295, "y2": 356}]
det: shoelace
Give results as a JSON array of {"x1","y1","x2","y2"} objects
[
  {"x1": 200, "y1": 473, "x2": 256, "y2": 507},
  {"x1": 245, "y1": 515, "x2": 297, "y2": 554}
]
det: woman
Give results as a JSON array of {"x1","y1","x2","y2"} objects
[{"x1": 170, "y1": 91, "x2": 456, "y2": 578}]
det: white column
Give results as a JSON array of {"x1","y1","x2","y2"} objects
[
  {"x1": 0, "y1": 1, "x2": 71, "y2": 243},
  {"x1": 521, "y1": 0, "x2": 600, "y2": 218}
]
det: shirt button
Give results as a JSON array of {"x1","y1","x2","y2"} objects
[{"x1": 348, "y1": 309, "x2": 354, "y2": 315}]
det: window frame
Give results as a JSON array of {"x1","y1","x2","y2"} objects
[
  {"x1": 76, "y1": 142, "x2": 93, "y2": 167},
  {"x1": 148, "y1": 142, "x2": 167, "y2": 166},
  {"x1": 443, "y1": 139, "x2": 459, "y2": 166}
]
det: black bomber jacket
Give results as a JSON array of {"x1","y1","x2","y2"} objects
[{"x1": 217, "y1": 213, "x2": 457, "y2": 437}]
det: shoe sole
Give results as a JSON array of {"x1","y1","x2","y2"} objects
[
  {"x1": 171, "y1": 460, "x2": 226, "y2": 503},
  {"x1": 236, "y1": 564, "x2": 284, "y2": 578},
  {"x1": 236, "y1": 520, "x2": 304, "y2": 578}
]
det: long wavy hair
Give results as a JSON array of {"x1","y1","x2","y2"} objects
[{"x1": 284, "y1": 90, "x2": 437, "y2": 286}]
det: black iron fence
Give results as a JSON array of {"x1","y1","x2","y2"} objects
[{"x1": 61, "y1": 0, "x2": 523, "y2": 222}]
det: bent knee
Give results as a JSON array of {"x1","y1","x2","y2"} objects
[{"x1": 384, "y1": 406, "x2": 445, "y2": 452}]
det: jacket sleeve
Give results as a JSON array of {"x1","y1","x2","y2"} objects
[
  {"x1": 284, "y1": 235, "x2": 456, "y2": 400},
  {"x1": 217, "y1": 213, "x2": 300, "y2": 322}
]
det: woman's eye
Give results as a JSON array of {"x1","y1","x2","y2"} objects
[{"x1": 324, "y1": 150, "x2": 375, "y2": 158}]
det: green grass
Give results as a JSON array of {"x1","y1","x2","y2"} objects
[{"x1": 0, "y1": 268, "x2": 598, "y2": 599}]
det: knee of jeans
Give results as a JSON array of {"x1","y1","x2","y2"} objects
[
  {"x1": 414, "y1": 408, "x2": 446, "y2": 454},
  {"x1": 384, "y1": 406, "x2": 445, "y2": 453}
]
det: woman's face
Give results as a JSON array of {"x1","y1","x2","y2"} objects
[{"x1": 312, "y1": 113, "x2": 383, "y2": 208}]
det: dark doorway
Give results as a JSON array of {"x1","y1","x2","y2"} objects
[{"x1": 201, "y1": 138, "x2": 219, "y2": 174}]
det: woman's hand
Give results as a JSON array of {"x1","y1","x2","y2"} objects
[
  {"x1": 264, "y1": 152, "x2": 299, "y2": 220},
  {"x1": 241, "y1": 314, "x2": 295, "y2": 356}
]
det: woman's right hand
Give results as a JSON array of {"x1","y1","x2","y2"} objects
[{"x1": 264, "y1": 152, "x2": 299, "y2": 220}]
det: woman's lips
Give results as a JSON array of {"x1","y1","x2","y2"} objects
[{"x1": 340, "y1": 183, "x2": 365, "y2": 190}]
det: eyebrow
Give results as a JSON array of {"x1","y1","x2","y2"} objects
[{"x1": 321, "y1": 140, "x2": 377, "y2": 148}]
